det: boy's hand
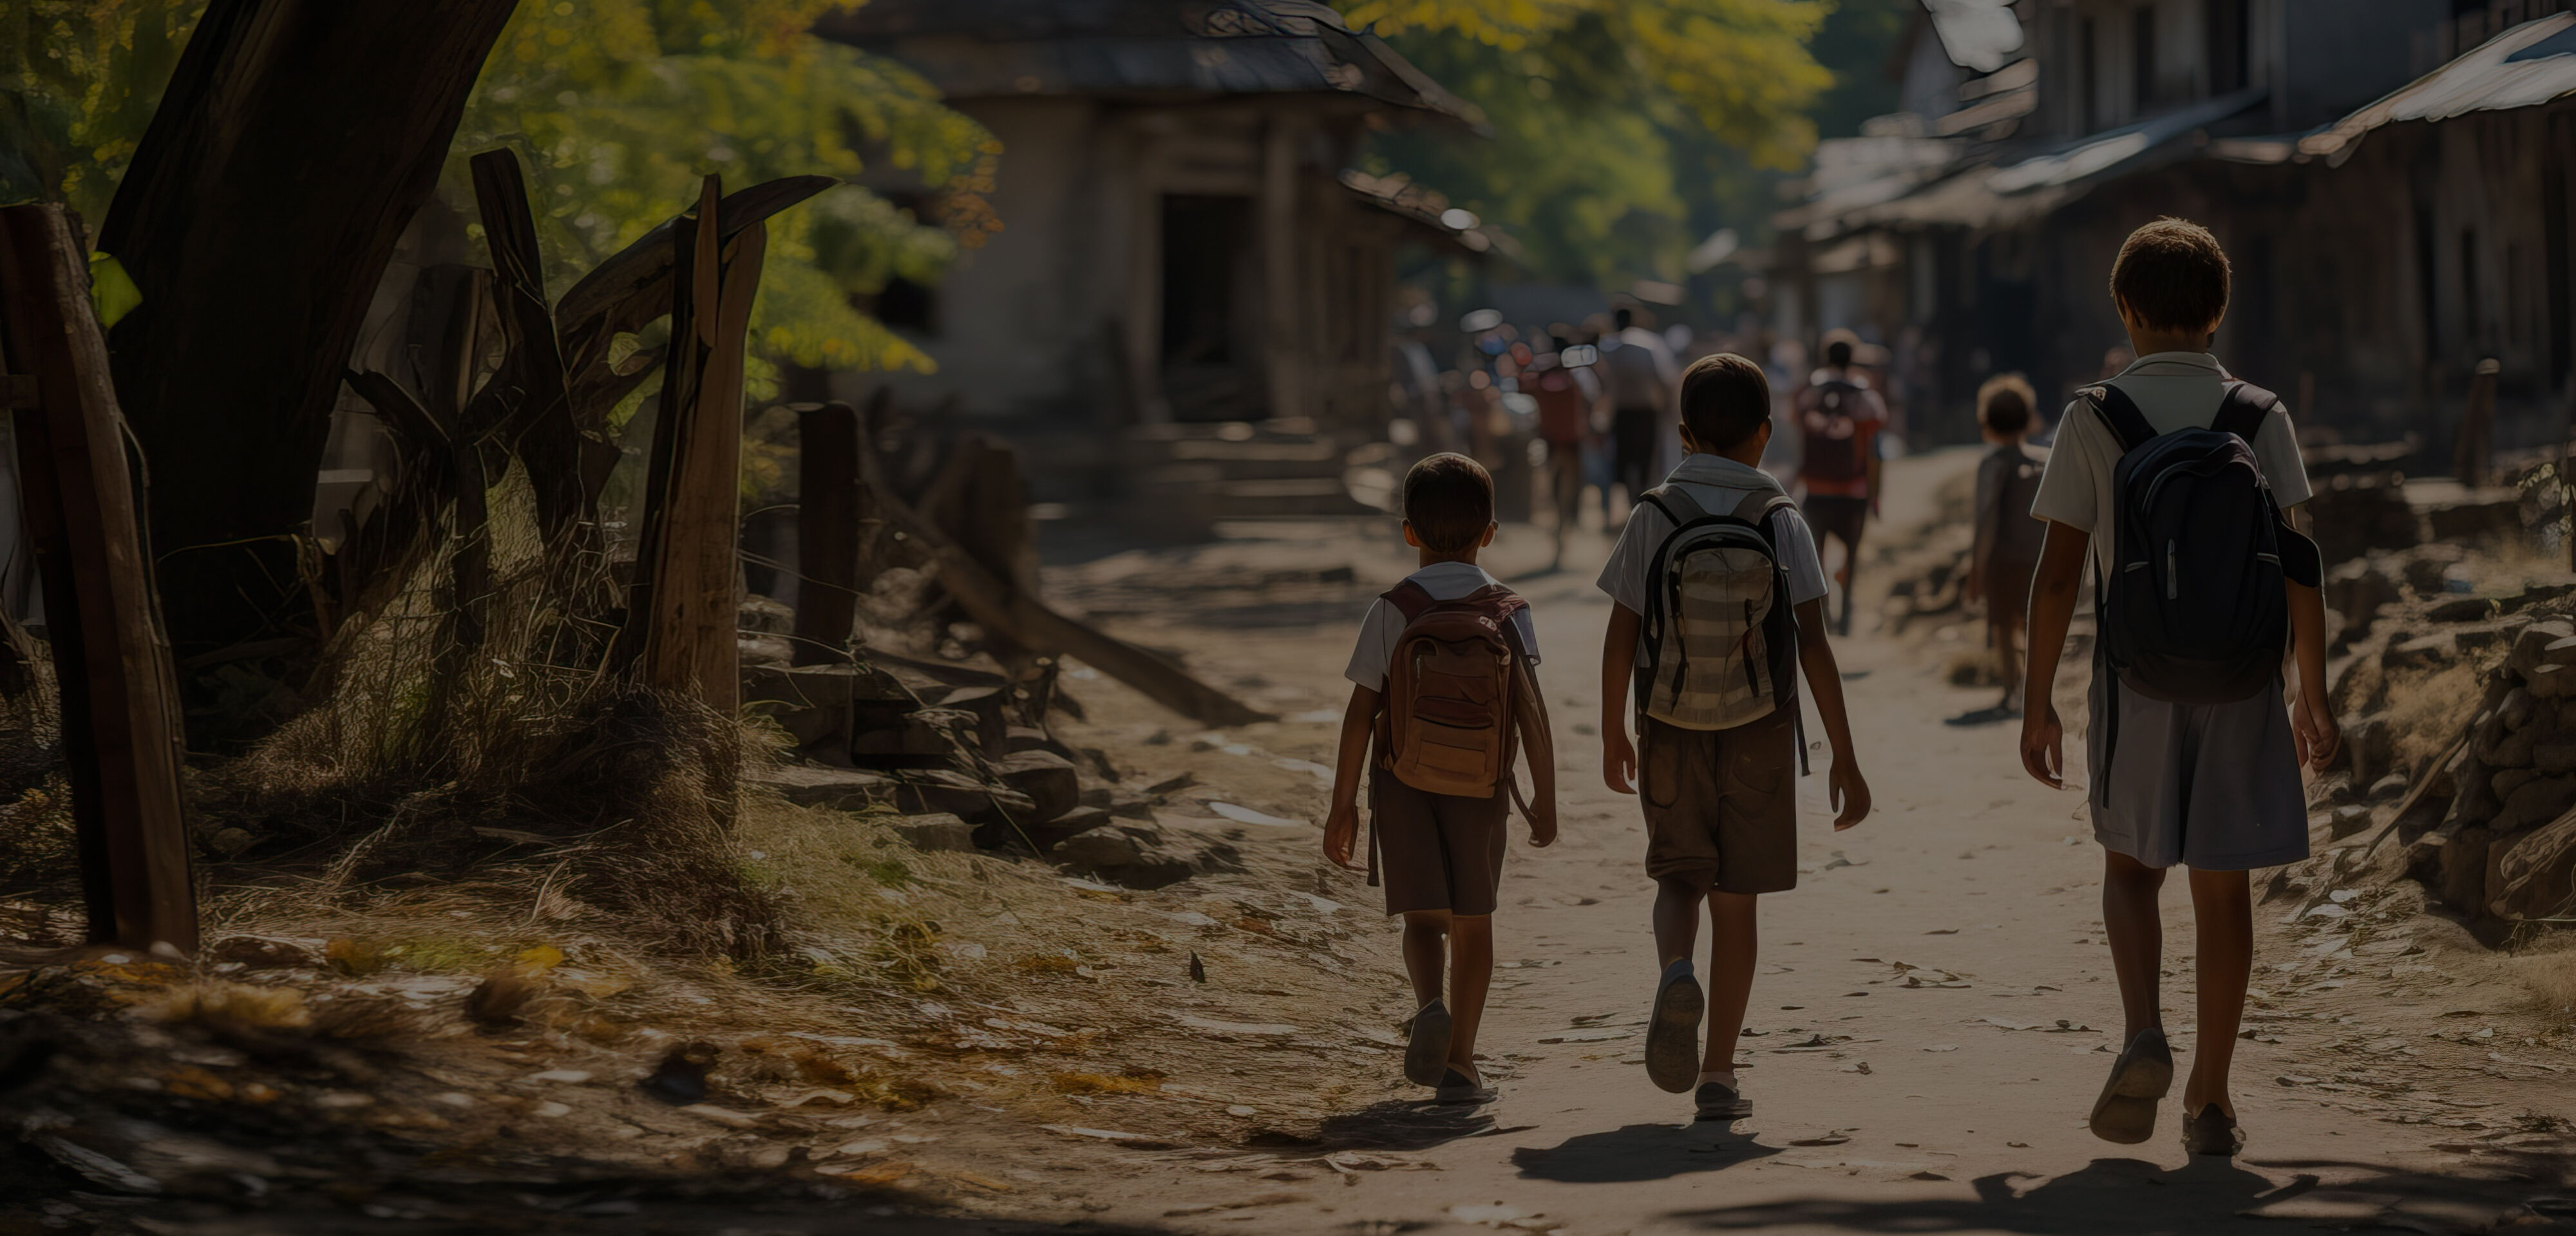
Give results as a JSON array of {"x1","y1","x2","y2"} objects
[
  {"x1": 2020, "y1": 702, "x2": 2066, "y2": 789},
  {"x1": 1321, "y1": 801, "x2": 1364, "y2": 872},
  {"x1": 1828, "y1": 757, "x2": 1871, "y2": 830},
  {"x1": 2293, "y1": 696, "x2": 2342, "y2": 772},
  {"x1": 1602, "y1": 726, "x2": 1638, "y2": 795}
]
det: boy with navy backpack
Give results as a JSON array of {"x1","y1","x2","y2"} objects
[
  {"x1": 2020, "y1": 218, "x2": 2340, "y2": 1158},
  {"x1": 1598, "y1": 353, "x2": 1872, "y2": 1123}
]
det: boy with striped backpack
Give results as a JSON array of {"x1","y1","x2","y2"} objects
[{"x1": 1596, "y1": 353, "x2": 1873, "y2": 1123}]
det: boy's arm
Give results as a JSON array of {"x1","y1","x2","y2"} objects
[
  {"x1": 2017, "y1": 521, "x2": 2090, "y2": 789},
  {"x1": 1794, "y1": 599, "x2": 1871, "y2": 830},
  {"x1": 1601, "y1": 603, "x2": 1641, "y2": 794},
  {"x1": 1321, "y1": 684, "x2": 1381, "y2": 871}
]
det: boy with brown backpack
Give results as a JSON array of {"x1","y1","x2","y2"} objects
[
  {"x1": 1323, "y1": 454, "x2": 1557, "y2": 1103},
  {"x1": 1598, "y1": 354, "x2": 1871, "y2": 1123}
]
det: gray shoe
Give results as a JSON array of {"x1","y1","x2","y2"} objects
[
  {"x1": 1435, "y1": 1066, "x2": 1497, "y2": 1105},
  {"x1": 2087, "y1": 1028, "x2": 2174, "y2": 1145},
  {"x1": 1694, "y1": 1080, "x2": 1752, "y2": 1122},
  {"x1": 1645, "y1": 960, "x2": 1705, "y2": 1094},
  {"x1": 1403, "y1": 999, "x2": 1453, "y2": 1087}
]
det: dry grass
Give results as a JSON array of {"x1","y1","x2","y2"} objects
[
  {"x1": 2505, "y1": 935, "x2": 2576, "y2": 1031},
  {"x1": 2383, "y1": 662, "x2": 2483, "y2": 774}
]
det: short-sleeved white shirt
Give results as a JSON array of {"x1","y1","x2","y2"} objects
[
  {"x1": 2029, "y1": 352, "x2": 2313, "y2": 577},
  {"x1": 1343, "y1": 561, "x2": 1541, "y2": 693},
  {"x1": 1595, "y1": 453, "x2": 1830, "y2": 615}
]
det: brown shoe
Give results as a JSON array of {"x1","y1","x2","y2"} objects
[
  {"x1": 2087, "y1": 1028, "x2": 2173, "y2": 1145},
  {"x1": 2181, "y1": 1104, "x2": 2244, "y2": 1157}
]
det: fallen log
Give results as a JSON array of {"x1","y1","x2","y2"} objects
[{"x1": 868, "y1": 488, "x2": 1269, "y2": 728}]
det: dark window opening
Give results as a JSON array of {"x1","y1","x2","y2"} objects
[
  {"x1": 2462, "y1": 228, "x2": 2483, "y2": 347},
  {"x1": 2080, "y1": 17, "x2": 2100, "y2": 132},
  {"x1": 2203, "y1": 0, "x2": 2247, "y2": 92},
  {"x1": 2548, "y1": 159, "x2": 2571, "y2": 387},
  {"x1": 873, "y1": 276, "x2": 936, "y2": 334},
  {"x1": 2134, "y1": 5, "x2": 2157, "y2": 112},
  {"x1": 1160, "y1": 194, "x2": 1254, "y2": 366},
  {"x1": 2414, "y1": 196, "x2": 2441, "y2": 362}
]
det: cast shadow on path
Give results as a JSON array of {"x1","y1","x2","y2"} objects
[
  {"x1": 1664, "y1": 1152, "x2": 2576, "y2": 1235},
  {"x1": 1511, "y1": 1123, "x2": 1783, "y2": 1183},
  {"x1": 1312, "y1": 1100, "x2": 1505, "y2": 1152}
]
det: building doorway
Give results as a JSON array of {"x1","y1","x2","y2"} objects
[{"x1": 1160, "y1": 194, "x2": 1264, "y2": 421}]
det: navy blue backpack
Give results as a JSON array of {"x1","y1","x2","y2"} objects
[{"x1": 2088, "y1": 380, "x2": 2322, "y2": 707}]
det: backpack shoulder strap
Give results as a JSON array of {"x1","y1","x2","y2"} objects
[
  {"x1": 2085, "y1": 383, "x2": 2157, "y2": 454},
  {"x1": 1381, "y1": 579, "x2": 1437, "y2": 624},
  {"x1": 1730, "y1": 489, "x2": 1798, "y2": 539},
  {"x1": 1642, "y1": 485, "x2": 1709, "y2": 527},
  {"x1": 1459, "y1": 583, "x2": 1530, "y2": 624},
  {"x1": 2213, "y1": 380, "x2": 2280, "y2": 443}
]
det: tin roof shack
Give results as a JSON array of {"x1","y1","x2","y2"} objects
[
  {"x1": 819, "y1": 1, "x2": 1486, "y2": 524},
  {"x1": 1769, "y1": 0, "x2": 2521, "y2": 446}
]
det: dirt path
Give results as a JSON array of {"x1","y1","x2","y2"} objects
[{"x1": 1030, "y1": 451, "x2": 2576, "y2": 1235}]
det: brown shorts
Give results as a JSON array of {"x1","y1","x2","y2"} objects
[
  {"x1": 1370, "y1": 771, "x2": 1508, "y2": 916},
  {"x1": 1640, "y1": 708, "x2": 1799, "y2": 894},
  {"x1": 1986, "y1": 556, "x2": 2037, "y2": 627}
]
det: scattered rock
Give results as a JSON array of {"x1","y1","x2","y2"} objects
[{"x1": 2488, "y1": 810, "x2": 2576, "y2": 921}]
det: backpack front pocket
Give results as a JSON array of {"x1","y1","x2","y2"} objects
[{"x1": 1647, "y1": 544, "x2": 1781, "y2": 731}]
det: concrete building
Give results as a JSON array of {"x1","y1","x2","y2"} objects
[{"x1": 817, "y1": 0, "x2": 1485, "y2": 449}]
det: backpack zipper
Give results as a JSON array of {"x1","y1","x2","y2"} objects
[{"x1": 2166, "y1": 539, "x2": 2178, "y2": 600}]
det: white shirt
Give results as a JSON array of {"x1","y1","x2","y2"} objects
[
  {"x1": 2029, "y1": 352, "x2": 2313, "y2": 577},
  {"x1": 1343, "y1": 561, "x2": 1541, "y2": 693},
  {"x1": 1595, "y1": 453, "x2": 1831, "y2": 614}
]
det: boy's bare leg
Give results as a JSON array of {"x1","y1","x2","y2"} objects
[
  {"x1": 2102, "y1": 850, "x2": 2168, "y2": 1040},
  {"x1": 2182, "y1": 868, "x2": 2253, "y2": 1118},
  {"x1": 1400, "y1": 910, "x2": 1450, "y2": 1011},
  {"x1": 1652, "y1": 874, "x2": 1712, "y2": 965},
  {"x1": 1446, "y1": 914, "x2": 1494, "y2": 1078},
  {"x1": 1996, "y1": 612, "x2": 2025, "y2": 711},
  {"x1": 1700, "y1": 892, "x2": 1758, "y2": 1082}
]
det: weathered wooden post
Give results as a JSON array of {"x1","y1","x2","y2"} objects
[
  {"x1": 620, "y1": 176, "x2": 768, "y2": 716},
  {"x1": 791, "y1": 401, "x2": 866, "y2": 664},
  {"x1": 2454, "y1": 357, "x2": 2500, "y2": 487},
  {"x1": 0, "y1": 204, "x2": 196, "y2": 953}
]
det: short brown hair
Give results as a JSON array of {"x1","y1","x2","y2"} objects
[
  {"x1": 1978, "y1": 373, "x2": 2036, "y2": 436},
  {"x1": 2109, "y1": 217, "x2": 2230, "y2": 334},
  {"x1": 1677, "y1": 353, "x2": 1772, "y2": 452},
  {"x1": 1402, "y1": 453, "x2": 1493, "y2": 553}
]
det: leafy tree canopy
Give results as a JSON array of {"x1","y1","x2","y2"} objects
[
  {"x1": 1343, "y1": 0, "x2": 1832, "y2": 290},
  {"x1": 457, "y1": 0, "x2": 1001, "y2": 381},
  {"x1": 1, "y1": 0, "x2": 998, "y2": 382}
]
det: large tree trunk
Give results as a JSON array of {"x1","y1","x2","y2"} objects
[{"x1": 97, "y1": 0, "x2": 517, "y2": 684}]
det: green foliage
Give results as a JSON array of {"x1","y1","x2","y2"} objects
[
  {"x1": 87, "y1": 252, "x2": 140, "y2": 327},
  {"x1": 0, "y1": 0, "x2": 204, "y2": 221},
  {"x1": 1347, "y1": 0, "x2": 1833, "y2": 290},
  {"x1": 453, "y1": 0, "x2": 1001, "y2": 377},
  {"x1": 1343, "y1": 0, "x2": 1832, "y2": 171},
  {"x1": 1808, "y1": 0, "x2": 1917, "y2": 140}
]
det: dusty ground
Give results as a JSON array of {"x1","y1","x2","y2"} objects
[{"x1": 6, "y1": 450, "x2": 2574, "y2": 1235}]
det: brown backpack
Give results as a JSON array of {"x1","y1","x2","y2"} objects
[{"x1": 1373, "y1": 581, "x2": 1555, "y2": 825}]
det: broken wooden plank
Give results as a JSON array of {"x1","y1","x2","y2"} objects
[
  {"x1": 554, "y1": 175, "x2": 835, "y2": 453},
  {"x1": 0, "y1": 203, "x2": 196, "y2": 953},
  {"x1": 868, "y1": 485, "x2": 1269, "y2": 728},
  {"x1": 621, "y1": 176, "x2": 766, "y2": 718},
  {"x1": 468, "y1": 149, "x2": 598, "y2": 543}
]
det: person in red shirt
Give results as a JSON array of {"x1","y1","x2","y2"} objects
[{"x1": 1792, "y1": 330, "x2": 1889, "y2": 637}]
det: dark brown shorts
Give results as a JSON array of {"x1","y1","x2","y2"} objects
[
  {"x1": 1803, "y1": 494, "x2": 1870, "y2": 550},
  {"x1": 1987, "y1": 556, "x2": 2037, "y2": 628},
  {"x1": 1640, "y1": 708, "x2": 1799, "y2": 894},
  {"x1": 1370, "y1": 771, "x2": 1508, "y2": 916}
]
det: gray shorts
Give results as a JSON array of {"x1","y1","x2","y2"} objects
[{"x1": 2087, "y1": 675, "x2": 2309, "y2": 871}]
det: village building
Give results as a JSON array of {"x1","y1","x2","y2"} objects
[
  {"x1": 1772, "y1": 0, "x2": 2576, "y2": 454},
  {"x1": 815, "y1": 0, "x2": 1488, "y2": 523}
]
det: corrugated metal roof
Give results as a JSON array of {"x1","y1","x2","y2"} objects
[
  {"x1": 816, "y1": 0, "x2": 1482, "y2": 126},
  {"x1": 2301, "y1": 14, "x2": 2576, "y2": 164}
]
